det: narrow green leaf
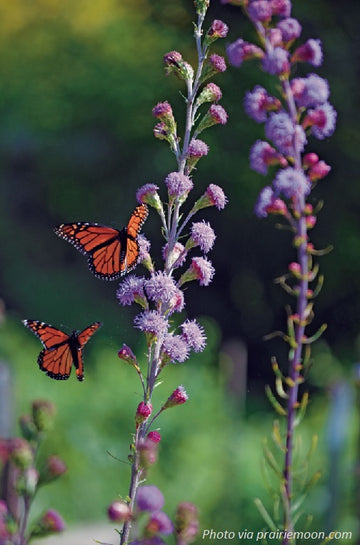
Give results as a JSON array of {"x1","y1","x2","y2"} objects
[
  {"x1": 254, "y1": 498, "x2": 277, "y2": 531},
  {"x1": 265, "y1": 385, "x2": 287, "y2": 416}
]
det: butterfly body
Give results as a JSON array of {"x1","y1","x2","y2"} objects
[
  {"x1": 23, "y1": 320, "x2": 101, "y2": 381},
  {"x1": 54, "y1": 203, "x2": 148, "y2": 280}
]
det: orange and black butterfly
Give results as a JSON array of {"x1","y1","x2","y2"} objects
[
  {"x1": 54, "y1": 203, "x2": 148, "y2": 280},
  {"x1": 22, "y1": 320, "x2": 101, "y2": 381}
]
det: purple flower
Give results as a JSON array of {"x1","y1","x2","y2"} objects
[
  {"x1": 162, "y1": 241, "x2": 187, "y2": 268},
  {"x1": 244, "y1": 85, "x2": 280, "y2": 123},
  {"x1": 248, "y1": 1, "x2": 272, "y2": 23},
  {"x1": 190, "y1": 221, "x2": 216, "y2": 253},
  {"x1": 196, "y1": 82, "x2": 222, "y2": 104},
  {"x1": 209, "y1": 104, "x2": 228, "y2": 125},
  {"x1": 250, "y1": 140, "x2": 284, "y2": 175},
  {"x1": 174, "y1": 502, "x2": 199, "y2": 545},
  {"x1": 208, "y1": 19, "x2": 229, "y2": 39},
  {"x1": 293, "y1": 38, "x2": 323, "y2": 66},
  {"x1": 165, "y1": 172, "x2": 193, "y2": 198},
  {"x1": 181, "y1": 319, "x2": 207, "y2": 352},
  {"x1": 205, "y1": 184, "x2": 228, "y2": 210},
  {"x1": 265, "y1": 112, "x2": 306, "y2": 155},
  {"x1": 292, "y1": 74, "x2": 330, "y2": 108},
  {"x1": 254, "y1": 186, "x2": 276, "y2": 218},
  {"x1": 226, "y1": 38, "x2": 263, "y2": 68},
  {"x1": 152, "y1": 102, "x2": 173, "y2": 119},
  {"x1": 117, "y1": 275, "x2": 145, "y2": 306},
  {"x1": 137, "y1": 486, "x2": 164, "y2": 513},
  {"x1": 277, "y1": 18, "x2": 302, "y2": 41},
  {"x1": 147, "y1": 511, "x2": 174, "y2": 535},
  {"x1": 208, "y1": 54, "x2": 227, "y2": 73},
  {"x1": 273, "y1": 167, "x2": 311, "y2": 198},
  {"x1": 270, "y1": 0, "x2": 291, "y2": 17},
  {"x1": 145, "y1": 272, "x2": 178, "y2": 305},
  {"x1": 137, "y1": 235, "x2": 152, "y2": 264},
  {"x1": 188, "y1": 139, "x2": 209, "y2": 158},
  {"x1": 262, "y1": 47, "x2": 290, "y2": 75},
  {"x1": 305, "y1": 102, "x2": 337, "y2": 140},
  {"x1": 161, "y1": 334, "x2": 190, "y2": 363},
  {"x1": 185, "y1": 257, "x2": 215, "y2": 287},
  {"x1": 167, "y1": 288, "x2": 185, "y2": 315},
  {"x1": 134, "y1": 311, "x2": 168, "y2": 337},
  {"x1": 136, "y1": 184, "x2": 160, "y2": 206},
  {"x1": 163, "y1": 385, "x2": 189, "y2": 409}
]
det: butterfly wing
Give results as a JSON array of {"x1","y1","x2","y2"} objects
[
  {"x1": 74, "y1": 322, "x2": 102, "y2": 382},
  {"x1": 23, "y1": 320, "x2": 73, "y2": 380},
  {"x1": 54, "y1": 222, "x2": 122, "y2": 280},
  {"x1": 121, "y1": 203, "x2": 149, "y2": 274},
  {"x1": 54, "y1": 204, "x2": 148, "y2": 280}
]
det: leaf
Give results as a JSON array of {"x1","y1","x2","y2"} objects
[
  {"x1": 265, "y1": 385, "x2": 287, "y2": 416},
  {"x1": 254, "y1": 498, "x2": 277, "y2": 531}
]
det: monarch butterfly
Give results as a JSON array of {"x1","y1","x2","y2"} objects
[
  {"x1": 22, "y1": 320, "x2": 101, "y2": 381},
  {"x1": 54, "y1": 203, "x2": 148, "y2": 280}
]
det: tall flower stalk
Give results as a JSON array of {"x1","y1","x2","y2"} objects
[
  {"x1": 111, "y1": 2, "x2": 229, "y2": 544},
  {"x1": 226, "y1": 0, "x2": 336, "y2": 540}
]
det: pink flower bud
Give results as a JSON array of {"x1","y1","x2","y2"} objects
[
  {"x1": 107, "y1": 501, "x2": 132, "y2": 522},
  {"x1": 135, "y1": 402, "x2": 153, "y2": 426}
]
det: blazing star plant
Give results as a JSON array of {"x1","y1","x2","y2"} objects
[
  {"x1": 107, "y1": 1, "x2": 229, "y2": 544},
  {"x1": 224, "y1": 0, "x2": 336, "y2": 541}
]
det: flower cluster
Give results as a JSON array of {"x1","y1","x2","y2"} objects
[
  {"x1": 108, "y1": 486, "x2": 198, "y2": 545},
  {"x1": 225, "y1": 0, "x2": 337, "y2": 536},
  {"x1": 226, "y1": 0, "x2": 336, "y2": 219},
  {"x1": 114, "y1": 5, "x2": 229, "y2": 545},
  {"x1": 0, "y1": 401, "x2": 66, "y2": 544}
]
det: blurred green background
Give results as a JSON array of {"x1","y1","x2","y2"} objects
[{"x1": 0, "y1": 0, "x2": 360, "y2": 541}]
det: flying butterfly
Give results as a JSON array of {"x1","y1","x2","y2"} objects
[
  {"x1": 54, "y1": 203, "x2": 148, "y2": 280},
  {"x1": 22, "y1": 320, "x2": 101, "y2": 381}
]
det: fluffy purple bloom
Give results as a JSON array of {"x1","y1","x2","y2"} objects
[
  {"x1": 199, "y1": 82, "x2": 222, "y2": 103},
  {"x1": 190, "y1": 221, "x2": 216, "y2": 253},
  {"x1": 205, "y1": 184, "x2": 228, "y2": 210},
  {"x1": 165, "y1": 172, "x2": 193, "y2": 198},
  {"x1": 189, "y1": 257, "x2": 215, "y2": 286},
  {"x1": 248, "y1": 1, "x2": 272, "y2": 23},
  {"x1": 226, "y1": 38, "x2": 263, "y2": 68},
  {"x1": 266, "y1": 112, "x2": 306, "y2": 155},
  {"x1": 209, "y1": 104, "x2": 228, "y2": 125},
  {"x1": 254, "y1": 186, "x2": 276, "y2": 218},
  {"x1": 188, "y1": 139, "x2": 209, "y2": 158},
  {"x1": 262, "y1": 47, "x2": 290, "y2": 75},
  {"x1": 147, "y1": 511, "x2": 174, "y2": 535},
  {"x1": 137, "y1": 486, "x2": 164, "y2": 513},
  {"x1": 209, "y1": 54, "x2": 227, "y2": 73},
  {"x1": 244, "y1": 85, "x2": 280, "y2": 123},
  {"x1": 136, "y1": 184, "x2": 159, "y2": 204},
  {"x1": 161, "y1": 334, "x2": 190, "y2": 363},
  {"x1": 306, "y1": 102, "x2": 337, "y2": 140},
  {"x1": 116, "y1": 275, "x2": 145, "y2": 306},
  {"x1": 250, "y1": 140, "x2": 279, "y2": 175},
  {"x1": 291, "y1": 74, "x2": 329, "y2": 108},
  {"x1": 273, "y1": 167, "x2": 311, "y2": 198},
  {"x1": 271, "y1": 0, "x2": 291, "y2": 17},
  {"x1": 208, "y1": 19, "x2": 229, "y2": 39},
  {"x1": 293, "y1": 38, "x2": 323, "y2": 66},
  {"x1": 145, "y1": 272, "x2": 178, "y2": 305},
  {"x1": 152, "y1": 102, "x2": 173, "y2": 119},
  {"x1": 134, "y1": 311, "x2": 168, "y2": 337},
  {"x1": 181, "y1": 319, "x2": 207, "y2": 352},
  {"x1": 277, "y1": 18, "x2": 302, "y2": 41},
  {"x1": 137, "y1": 234, "x2": 151, "y2": 264}
]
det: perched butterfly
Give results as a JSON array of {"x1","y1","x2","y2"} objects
[
  {"x1": 22, "y1": 320, "x2": 101, "y2": 381},
  {"x1": 54, "y1": 203, "x2": 148, "y2": 280}
]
